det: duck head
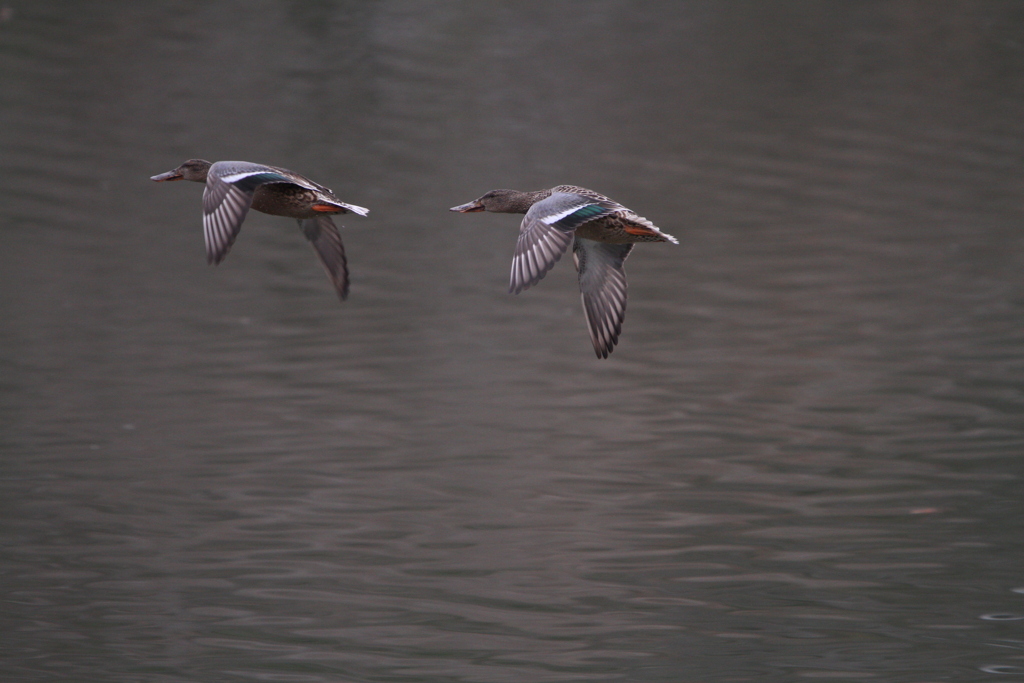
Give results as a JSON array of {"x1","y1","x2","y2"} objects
[
  {"x1": 450, "y1": 189, "x2": 545, "y2": 214},
  {"x1": 151, "y1": 159, "x2": 213, "y2": 183}
]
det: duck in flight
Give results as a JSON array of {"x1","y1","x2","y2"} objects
[
  {"x1": 451, "y1": 186, "x2": 677, "y2": 358},
  {"x1": 151, "y1": 159, "x2": 368, "y2": 301}
]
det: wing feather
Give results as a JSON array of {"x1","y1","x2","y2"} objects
[
  {"x1": 201, "y1": 164, "x2": 262, "y2": 264},
  {"x1": 573, "y1": 238, "x2": 633, "y2": 359},
  {"x1": 509, "y1": 192, "x2": 616, "y2": 294},
  {"x1": 511, "y1": 219, "x2": 572, "y2": 293},
  {"x1": 301, "y1": 216, "x2": 349, "y2": 301}
]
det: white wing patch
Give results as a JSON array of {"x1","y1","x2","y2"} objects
[
  {"x1": 218, "y1": 170, "x2": 275, "y2": 183},
  {"x1": 540, "y1": 203, "x2": 589, "y2": 225}
]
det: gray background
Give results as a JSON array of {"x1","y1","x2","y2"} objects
[{"x1": 3, "y1": 2, "x2": 1024, "y2": 681}]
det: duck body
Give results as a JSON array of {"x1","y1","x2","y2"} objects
[
  {"x1": 248, "y1": 179, "x2": 341, "y2": 218},
  {"x1": 151, "y1": 159, "x2": 368, "y2": 301},
  {"x1": 451, "y1": 186, "x2": 677, "y2": 358}
]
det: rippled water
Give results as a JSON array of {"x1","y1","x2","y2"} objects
[{"x1": 3, "y1": 2, "x2": 1024, "y2": 681}]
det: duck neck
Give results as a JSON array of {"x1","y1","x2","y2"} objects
[{"x1": 499, "y1": 189, "x2": 552, "y2": 214}]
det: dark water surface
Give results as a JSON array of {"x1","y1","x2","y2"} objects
[{"x1": 3, "y1": 2, "x2": 1024, "y2": 681}]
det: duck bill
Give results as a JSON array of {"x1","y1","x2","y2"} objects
[
  {"x1": 150, "y1": 169, "x2": 184, "y2": 182},
  {"x1": 450, "y1": 200, "x2": 484, "y2": 212}
]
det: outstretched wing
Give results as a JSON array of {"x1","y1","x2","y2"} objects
[
  {"x1": 201, "y1": 161, "x2": 293, "y2": 264},
  {"x1": 300, "y1": 216, "x2": 349, "y2": 301},
  {"x1": 573, "y1": 238, "x2": 633, "y2": 359},
  {"x1": 510, "y1": 192, "x2": 617, "y2": 294}
]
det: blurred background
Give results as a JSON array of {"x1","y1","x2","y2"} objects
[{"x1": 3, "y1": 2, "x2": 1024, "y2": 681}]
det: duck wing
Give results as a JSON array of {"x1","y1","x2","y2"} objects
[
  {"x1": 510, "y1": 191, "x2": 617, "y2": 294},
  {"x1": 573, "y1": 238, "x2": 633, "y2": 359},
  {"x1": 300, "y1": 215, "x2": 349, "y2": 301},
  {"x1": 202, "y1": 161, "x2": 297, "y2": 264}
]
